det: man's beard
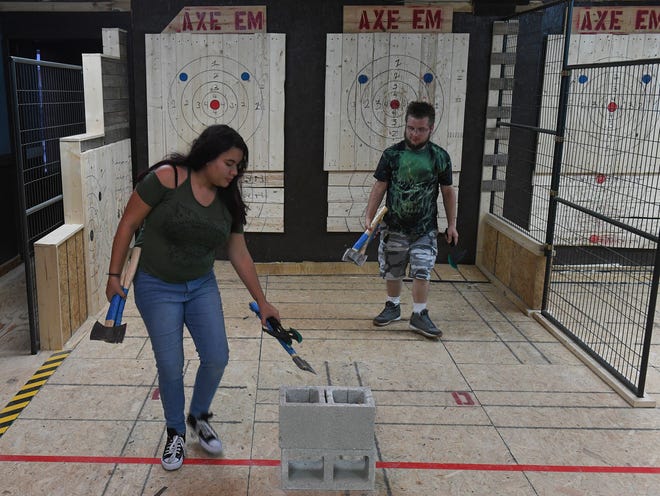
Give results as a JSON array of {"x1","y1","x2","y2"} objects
[{"x1": 404, "y1": 135, "x2": 430, "y2": 151}]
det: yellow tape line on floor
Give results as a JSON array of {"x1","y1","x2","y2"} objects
[{"x1": 0, "y1": 350, "x2": 70, "y2": 437}]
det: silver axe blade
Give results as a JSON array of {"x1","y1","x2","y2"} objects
[{"x1": 342, "y1": 206, "x2": 388, "y2": 266}]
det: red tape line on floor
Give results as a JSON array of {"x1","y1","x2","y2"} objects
[{"x1": 0, "y1": 455, "x2": 658, "y2": 474}]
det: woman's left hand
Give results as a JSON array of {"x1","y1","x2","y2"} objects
[{"x1": 257, "y1": 300, "x2": 280, "y2": 327}]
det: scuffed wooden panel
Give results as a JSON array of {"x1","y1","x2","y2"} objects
[
  {"x1": 324, "y1": 33, "x2": 468, "y2": 232},
  {"x1": 146, "y1": 33, "x2": 286, "y2": 232}
]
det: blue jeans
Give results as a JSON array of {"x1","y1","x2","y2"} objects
[{"x1": 134, "y1": 269, "x2": 229, "y2": 434}]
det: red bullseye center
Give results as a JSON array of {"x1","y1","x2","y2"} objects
[
  {"x1": 390, "y1": 99, "x2": 400, "y2": 110},
  {"x1": 210, "y1": 99, "x2": 220, "y2": 110},
  {"x1": 607, "y1": 101, "x2": 617, "y2": 112}
]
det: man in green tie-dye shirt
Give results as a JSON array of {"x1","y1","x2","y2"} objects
[{"x1": 365, "y1": 101, "x2": 458, "y2": 339}]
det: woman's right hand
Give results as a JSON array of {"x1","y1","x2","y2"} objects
[{"x1": 105, "y1": 275, "x2": 127, "y2": 302}]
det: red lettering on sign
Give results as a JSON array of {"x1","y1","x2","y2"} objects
[
  {"x1": 152, "y1": 388, "x2": 160, "y2": 400},
  {"x1": 248, "y1": 11, "x2": 264, "y2": 30},
  {"x1": 359, "y1": 10, "x2": 370, "y2": 30},
  {"x1": 182, "y1": 11, "x2": 194, "y2": 31},
  {"x1": 425, "y1": 10, "x2": 443, "y2": 29},
  {"x1": 580, "y1": 9, "x2": 625, "y2": 31},
  {"x1": 575, "y1": 6, "x2": 660, "y2": 33},
  {"x1": 373, "y1": 9, "x2": 385, "y2": 30},
  {"x1": 609, "y1": 10, "x2": 622, "y2": 30},
  {"x1": 209, "y1": 11, "x2": 221, "y2": 31},
  {"x1": 387, "y1": 9, "x2": 399, "y2": 30},
  {"x1": 594, "y1": 10, "x2": 607, "y2": 30},
  {"x1": 636, "y1": 9, "x2": 660, "y2": 30},
  {"x1": 196, "y1": 12, "x2": 207, "y2": 31},
  {"x1": 412, "y1": 9, "x2": 423, "y2": 28},
  {"x1": 235, "y1": 10, "x2": 246, "y2": 30}
]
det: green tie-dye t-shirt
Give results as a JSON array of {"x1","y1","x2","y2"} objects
[{"x1": 374, "y1": 140, "x2": 452, "y2": 237}]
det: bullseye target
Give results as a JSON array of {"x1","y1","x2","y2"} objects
[
  {"x1": 147, "y1": 33, "x2": 286, "y2": 232},
  {"x1": 347, "y1": 55, "x2": 443, "y2": 149},
  {"x1": 324, "y1": 33, "x2": 469, "y2": 232},
  {"x1": 167, "y1": 56, "x2": 264, "y2": 145},
  {"x1": 569, "y1": 68, "x2": 659, "y2": 155}
]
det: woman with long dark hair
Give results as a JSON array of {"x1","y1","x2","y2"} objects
[{"x1": 106, "y1": 124, "x2": 279, "y2": 471}]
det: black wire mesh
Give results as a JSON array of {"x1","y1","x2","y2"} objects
[
  {"x1": 10, "y1": 57, "x2": 86, "y2": 353},
  {"x1": 13, "y1": 58, "x2": 85, "y2": 244},
  {"x1": 489, "y1": 7, "x2": 567, "y2": 241},
  {"x1": 486, "y1": 1, "x2": 659, "y2": 397},
  {"x1": 545, "y1": 202, "x2": 657, "y2": 393}
]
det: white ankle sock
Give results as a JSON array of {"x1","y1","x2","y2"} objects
[
  {"x1": 412, "y1": 303, "x2": 426, "y2": 314},
  {"x1": 387, "y1": 296, "x2": 400, "y2": 306}
]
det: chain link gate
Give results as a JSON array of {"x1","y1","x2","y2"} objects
[
  {"x1": 9, "y1": 56, "x2": 86, "y2": 353},
  {"x1": 542, "y1": 55, "x2": 660, "y2": 398},
  {"x1": 486, "y1": 0, "x2": 659, "y2": 398}
]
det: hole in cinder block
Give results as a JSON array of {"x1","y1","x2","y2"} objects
[
  {"x1": 288, "y1": 456, "x2": 324, "y2": 481},
  {"x1": 332, "y1": 388, "x2": 366, "y2": 404},
  {"x1": 333, "y1": 455, "x2": 370, "y2": 481},
  {"x1": 285, "y1": 388, "x2": 321, "y2": 403}
]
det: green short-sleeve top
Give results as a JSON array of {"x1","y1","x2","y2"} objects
[{"x1": 135, "y1": 169, "x2": 243, "y2": 283}]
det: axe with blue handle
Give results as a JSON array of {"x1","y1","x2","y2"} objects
[
  {"x1": 249, "y1": 302, "x2": 316, "y2": 374},
  {"x1": 90, "y1": 247, "x2": 141, "y2": 344},
  {"x1": 342, "y1": 205, "x2": 388, "y2": 266}
]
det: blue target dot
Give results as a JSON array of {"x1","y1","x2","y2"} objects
[
  {"x1": 358, "y1": 74, "x2": 369, "y2": 84},
  {"x1": 641, "y1": 74, "x2": 652, "y2": 85},
  {"x1": 241, "y1": 72, "x2": 250, "y2": 81},
  {"x1": 578, "y1": 74, "x2": 588, "y2": 84},
  {"x1": 423, "y1": 73, "x2": 434, "y2": 84},
  {"x1": 179, "y1": 73, "x2": 188, "y2": 82}
]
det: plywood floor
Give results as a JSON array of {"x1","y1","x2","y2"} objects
[{"x1": 0, "y1": 261, "x2": 658, "y2": 495}]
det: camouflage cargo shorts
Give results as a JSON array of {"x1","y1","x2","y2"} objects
[{"x1": 377, "y1": 229, "x2": 438, "y2": 280}]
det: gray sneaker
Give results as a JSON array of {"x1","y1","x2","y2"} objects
[
  {"x1": 409, "y1": 309, "x2": 442, "y2": 338},
  {"x1": 373, "y1": 301, "x2": 401, "y2": 326}
]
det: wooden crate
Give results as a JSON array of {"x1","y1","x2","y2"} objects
[{"x1": 34, "y1": 224, "x2": 87, "y2": 350}]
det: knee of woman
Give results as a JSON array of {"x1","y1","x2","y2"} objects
[
  {"x1": 157, "y1": 367, "x2": 185, "y2": 386},
  {"x1": 201, "y1": 352, "x2": 229, "y2": 373},
  {"x1": 154, "y1": 357, "x2": 185, "y2": 381}
]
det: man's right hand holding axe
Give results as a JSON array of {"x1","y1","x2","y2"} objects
[{"x1": 342, "y1": 205, "x2": 388, "y2": 266}]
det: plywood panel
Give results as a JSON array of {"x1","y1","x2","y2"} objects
[
  {"x1": 532, "y1": 34, "x2": 660, "y2": 248},
  {"x1": 324, "y1": 32, "x2": 468, "y2": 232},
  {"x1": 80, "y1": 140, "x2": 133, "y2": 314},
  {"x1": 35, "y1": 224, "x2": 86, "y2": 350},
  {"x1": 146, "y1": 33, "x2": 286, "y2": 232}
]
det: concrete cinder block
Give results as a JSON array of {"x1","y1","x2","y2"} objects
[
  {"x1": 279, "y1": 386, "x2": 376, "y2": 491},
  {"x1": 279, "y1": 386, "x2": 375, "y2": 450},
  {"x1": 281, "y1": 448, "x2": 376, "y2": 491}
]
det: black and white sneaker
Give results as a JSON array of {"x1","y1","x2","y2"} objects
[
  {"x1": 161, "y1": 428, "x2": 185, "y2": 471},
  {"x1": 373, "y1": 301, "x2": 401, "y2": 326},
  {"x1": 409, "y1": 309, "x2": 442, "y2": 339},
  {"x1": 187, "y1": 412, "x2": 223, "y2": 455}
]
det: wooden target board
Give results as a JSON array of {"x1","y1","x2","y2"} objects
[
  {"x1": 82, "y1": 140, "x2": 133, "y2": 313},
  {"x1": 534, "y1": 34, "x2": 660, "y2": 247},
  {"x1": 324, "y1": 33, "x2": 468, "y2": 232},
  {"x1": 146, "y1": 33, "x2": 285, "y2": 232}
]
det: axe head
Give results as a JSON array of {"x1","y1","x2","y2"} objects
[
  {"x1": 342, "y1": 247, "x2": 368, "y2": 266},
  {"x1": 90, "y1": 321, "x2": 127, "y2": 343},
  {"x1": 448, "y1": 247, "x2": 468, "y2": 269}
]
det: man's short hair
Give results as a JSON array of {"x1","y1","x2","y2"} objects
[{"x1": 405, "y1": 101, "x2": 435, "y2": 127}]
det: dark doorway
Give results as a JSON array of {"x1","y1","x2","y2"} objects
[{"x1": 0, "y1": 38, "x2": 101, "y2": 270}]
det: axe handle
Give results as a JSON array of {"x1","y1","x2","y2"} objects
[
  {"x1": 110, "y1": 246, "x2": 142, "y2": 326},
  {"x1": 104, "y1": 295, "x2": 122, "y2": 326},
  {"x1": 353, "y1": 205, "x2": 388, "y2": 251},
  {"x1": 121, "y1": 246, "x2": 142, "y2": 289}
]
